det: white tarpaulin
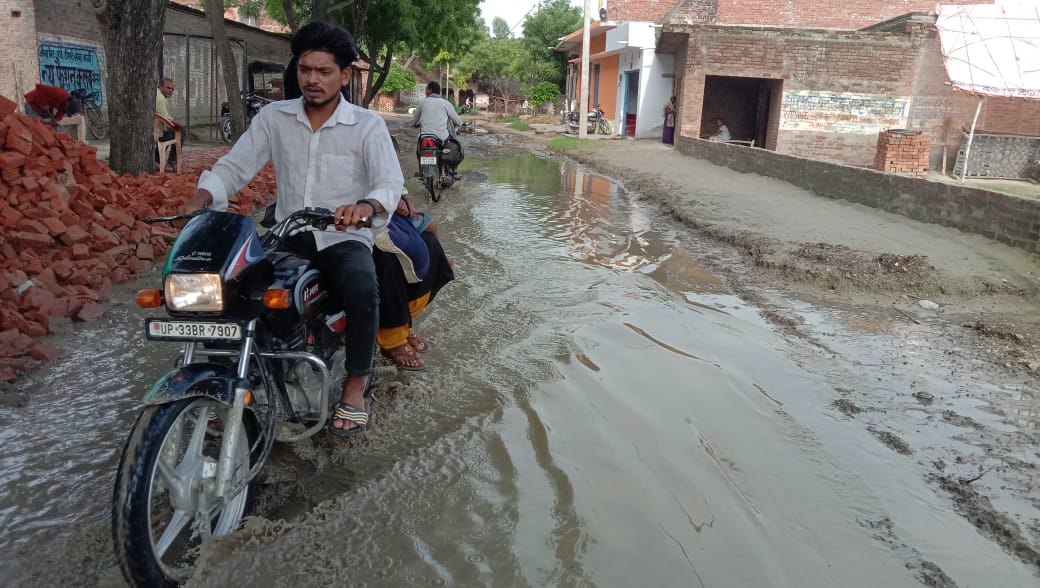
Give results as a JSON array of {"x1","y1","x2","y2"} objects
[{"x1": 936, "y1": 1, "x2": 1040, "y2": 98}]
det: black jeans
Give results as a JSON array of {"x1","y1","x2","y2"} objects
[{"x1": 290, "y1": 234, "x2": 379, "y2": 376}]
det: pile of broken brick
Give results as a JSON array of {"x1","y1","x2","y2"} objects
[{"x1": 0, "y1": 94, "x2": 276, "y2": 386}]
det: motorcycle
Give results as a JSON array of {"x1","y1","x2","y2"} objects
[
  {"x1": 220, "y1": 91, "x2": 269, "y2": 143},
  {"x1": 112, "y1": 207, "x2": 376, "y2": 586},
  {"x1": 566, "y1": 104, "x2": 611, "y2": 135},
  {"x1": 417, "y1": 129, "x2": 465, "y2": 203}
]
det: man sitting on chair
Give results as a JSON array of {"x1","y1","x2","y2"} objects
[{"x1": 155, "y1": 77, "x2": 182, "y2": 171}]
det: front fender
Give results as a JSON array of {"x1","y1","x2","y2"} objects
[{"x1": 143, "y1": 362, "x2": 238, "y2": 407}]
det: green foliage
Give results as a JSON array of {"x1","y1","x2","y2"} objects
[
  {"x1": 547, "y1": 136, "x2": 578, "y2": 150},
  {"x1": 491, "y1": 16, "x2": 510, "y2": 39},
  {"x1": 521, "y1": 0, "x2": 581, "y2": 84},
  {"x1": 380, "y1": 61, "x2": 417, "y2": 94},
  {"x1": 507, "y1": 120, "x2": 532, "y2": 131},
  {"x1": 527, "y1": 81, "x2": 560, "y2": 104}
]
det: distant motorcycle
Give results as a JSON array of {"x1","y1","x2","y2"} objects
[
  {"x1": 416, "y1": 124, "x2": 467, "y2": 203},
  {"x1": 220, "y1": 91, "x2": 270, "y2": 143},
  {"x1": 566, "y1": 104, "x2": 611, "y2": 135}
]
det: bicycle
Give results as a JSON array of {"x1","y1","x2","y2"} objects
[{"x1": 72, "y1": 88, "x2": 108, "y2": 139}]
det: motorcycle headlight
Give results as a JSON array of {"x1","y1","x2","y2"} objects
[{"x1": 165, "y1": 274, "x2": 224, "y2": 312}]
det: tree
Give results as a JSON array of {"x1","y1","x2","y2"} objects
[
  {"x1": 521, "y1": 0, "x2": 581, "y2": 85},
  {"x1": 492, "y1": 16, "x2": 510, "y2": 39},
  {"x1": 94, "y1": 0, "x2": 167, "y2": 175},
  {"x1": 204, "y1": 0, "x2": 247, "y2": 141},
  {"x1": 379, "y1": 61, "x2": 417, "y2": 95},
  {"x1": 344, "y1": 0, "x2": 483, "y2": 107},
  {"x1": 456, "y1": 35, "x2": 526, "y2": 112}
]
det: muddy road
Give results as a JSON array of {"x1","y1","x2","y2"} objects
[{"x1": 1, "y1": 118, "x2": 1038, "y2": 587}]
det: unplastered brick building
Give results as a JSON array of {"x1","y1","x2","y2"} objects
[
  {"x1": 0, "y1": 1, "x2": 290, "y2": 134},
  {"x1": 563, "y1": 0, "x2": 1038, "y2": 171}
]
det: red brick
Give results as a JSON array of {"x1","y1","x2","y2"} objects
[
  {"x1": 4, "y1": 118, "x2": 32, "y2": 156},
  {"x1": 71, "y1": 243, "x2": 90, "y2": 259},
  {"x1": 76, "y1": 302, "x2": 107, "y2": 322},
  {"x1": 58, "y1": 223, "x2": 90, "y2": 245},
  {"x1": 0, "y1": 151, "x2": 26, "y2": 171},
  {"x1": 12, "y1": 232, "x2": 51, "y2": 251},
  {"x1": 0, "y1": 205, "x2": 23, "y2": 227},
  {"x1": 38, "y1": 216, "x2": 67, "y2": 236},
  {"x1": 16, "y1": 218, "x2": 48, "y2": 235},
  {"x1": 29, "y1": 344, "x2": 60, "y2": 361},
  {"x1": 0, "y1": 95, "x2": 16, "y2": 117}
]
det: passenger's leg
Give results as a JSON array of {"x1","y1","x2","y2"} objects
[{"x1": 373, "y1": 248, "x2": 424, "y2": 370}]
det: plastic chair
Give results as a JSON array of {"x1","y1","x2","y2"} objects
[{"x1": 153, "y1": 114, "x2": 182, "y2": 173}]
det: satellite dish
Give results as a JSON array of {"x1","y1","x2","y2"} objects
[{"x1": 599, "y1": 7, "x2": 607, "y2": 20}]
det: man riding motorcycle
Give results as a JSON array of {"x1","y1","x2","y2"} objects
[
  {"x1": 411, "y1": 81, "x2": 463, "y2": 178},
  {"x1": 181, "y1": 21, "x2": 403, "y2": 437}
]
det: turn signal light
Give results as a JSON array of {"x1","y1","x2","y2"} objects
[
  {"x1": 262, "y1": 289, "x2": 291, "y2": 309},
  {"x1": 135, "y1": 289, "x2": 163, "y2": 308}
]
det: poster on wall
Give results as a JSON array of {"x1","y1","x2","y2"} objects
[{"x1": 38, "y1": 42, "x2": 103, "y2": 105}]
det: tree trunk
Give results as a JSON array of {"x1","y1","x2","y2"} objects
[
  {"x1": 311, "y1": 0, "x2": 332, "y2": 22},
  {"x1": 362, "y1": 49, "x2": 392, "y2": 108},
  {"x1": 204, "y1": 0, "x2": 246, "y2": 141},
  {"x1": 281, "y1": 0, "x2": 300, "y2": 32},
  {"x1": 93, "y1": 0, "x2": 167, "y2": 175}
]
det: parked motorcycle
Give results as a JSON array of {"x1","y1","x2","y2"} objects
[
  {"x1": 220, "y1": 91, "x2": 270, "y2": 143},
  {"x1": 112, "y1": 207, "x2": 374, "y2": 586},
  {"x1": 566, "y1": 104, "x2": 611, "y2": 135},
  {"x1": 417, "y1": 129, "x2": 465, "y2": 203}
]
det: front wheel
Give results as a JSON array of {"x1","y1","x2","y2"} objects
[
  {"x1": 220, "y1": 116, "x2": 232, "y2": 143},
  {"x1": 112, "y1": 397, "x2": 254, "y2": 587},
  {"x1": 85, "y1": 103, "x2": 108, "y2": 139},
  {"x1": 597, "y1": 118, "x2": 612, "y2": 135}
]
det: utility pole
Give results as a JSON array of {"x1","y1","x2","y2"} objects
[{"x1": 578, "y1": 0, "x2": 592, "y2": 140}]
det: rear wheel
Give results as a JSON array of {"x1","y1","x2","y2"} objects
[
  {"x1": 425, "y1": 175, "x2": 440, "y2": 202},
  {"x1": 112, "y1": 397, "x2": 253, "y2": 587},
  {"x1": 85, "y1": 102, "x2": 108, "y2": 139}
]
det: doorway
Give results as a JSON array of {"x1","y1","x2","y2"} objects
[
  {"x1": 701, "y1": 75, "x2": 782, "y2": 148},
  {"x1": 624, "y1": 70, "x2": 640, "y2": 136}
]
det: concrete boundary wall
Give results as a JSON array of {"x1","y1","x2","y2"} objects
[{"x1": 675, "y1": 136, "x2": 1040, "y2": 253}]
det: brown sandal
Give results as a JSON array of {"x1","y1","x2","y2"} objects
[
  {"x1": 380, "y1": 343, "x2": 425, "y2": 371},
  {"x1": 407, "y1": 329, "x2": 430, "y2": 353}
]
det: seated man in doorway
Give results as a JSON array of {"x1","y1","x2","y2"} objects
[
  {"x1": 155, "y1": 77, "x2": 182, "y2": 171},
  {"x1": 703, "y1": 118, "x2": 731, "y2": 142}
]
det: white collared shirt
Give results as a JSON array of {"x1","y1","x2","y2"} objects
[{"x1": 197, "y1": 94, "x2": 403, "y2": 250}]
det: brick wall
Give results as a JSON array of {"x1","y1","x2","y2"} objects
[
  {"x1": 610, "y1": 0, "x2": 686, "y2": 23},
  {"x1": 18, "y1": 0, "x2": 289, "y2": 129},
  {"x1": 713, "y1": 0, "x2": 994, "y2": 30},
  {"x1": 662, "y1": 0, "x2": 717, "y2": 25},
  {"x1": 676, "y1": 135, "x2": 1040, "y2": 253},
  {"x1": 676, "y1": 25, "x2": 930, "y2": 164},
  {"x1": 0, "y1": 1, "x2": 41, "y2": 105}
]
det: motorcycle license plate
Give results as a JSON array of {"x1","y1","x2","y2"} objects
[
  {"x1": 420, "y1": 156, "x2": 437, "y2": 165},
  {"x1": 145, "y1": 319, "x2": 242, "y2": 341}
]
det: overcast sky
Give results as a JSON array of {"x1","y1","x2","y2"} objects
[{"x1": 479, "y1": 0, "x2": 586, "y2": 37}]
